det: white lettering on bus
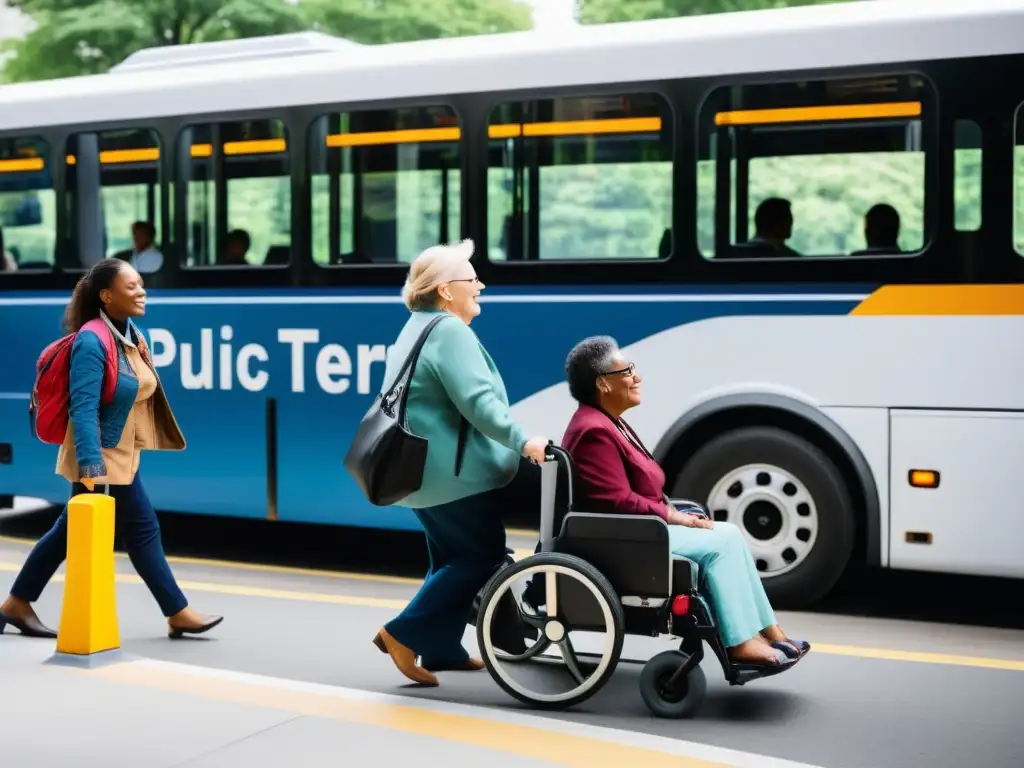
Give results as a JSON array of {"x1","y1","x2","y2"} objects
[
  {"x1": 278, "y1": 328, "x2": 319, "y2": 392},
  {"x1": 357, "y1": 344, "x2": 388, "y2": 395},
  {"x1": 237, "y1": 344, "x2": 269, "y2": 392},
  {"x1": 181, "y1": 328, "x2": 214, "y2": 390},
  {"x1": 147, "y1": 328, "x2": 388, "y2": 395}
]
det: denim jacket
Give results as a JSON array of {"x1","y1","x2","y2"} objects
[{"x1": 63, "y1": 313, "x2": 186, "y2": 480}]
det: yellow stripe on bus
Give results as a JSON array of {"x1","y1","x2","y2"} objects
[
  {"x1": 7, "y1": 116, "x2": 667, "y2": 172},
  {"x1": 715, "y1": 101, "x2": 922, "y2": 127},
  {"x1": 851, "y1": 285, "x2": 1024, "y2": 316},
  {"x1": 2, "y1": 101, "x2": 926, "y2": 173},
  {"x1": 0, "y1": 157, "x2": 45, "y2": 172}
]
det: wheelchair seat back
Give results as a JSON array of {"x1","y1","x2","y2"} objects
[{"x1": 540, "y1": 446, "x2": 696, "y2": 604}]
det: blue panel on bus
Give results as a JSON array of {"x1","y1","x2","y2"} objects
[{"x1": 0, "y1": 286, "x2": 867, "y2": 527}]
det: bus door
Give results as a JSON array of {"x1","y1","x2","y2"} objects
[
  {"x1": 274, "y1": 107, "x2": 460, "y2": 527},
  {"x1": 156, "y1": 120, "x2": 298, "y2": 519}
]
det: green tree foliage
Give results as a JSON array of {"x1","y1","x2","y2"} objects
[
  {"x1": 1, "y1": 0, "x2": 532, "y2": 83},
  {"x1": 578, "y1": 0, "x2": 846, "y2": 24},
  {"x1": 301, "y1": 0, "x2": 532, "y2": 45}
]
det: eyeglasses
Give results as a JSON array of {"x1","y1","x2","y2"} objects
[
  {"x1": 598, "y1": 362, "x2": 636, "y2": 377},
  {"x1": 448, "y1": 277, "x2": 481, "y2": 285}
]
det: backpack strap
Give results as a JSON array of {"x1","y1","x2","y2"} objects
[{"x1": 80, "y1": 317, "x2": 119, "y2": 405}]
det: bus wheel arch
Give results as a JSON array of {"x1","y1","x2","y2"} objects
[{"x1": 655, "y1": 394, "x2": 880, "y2": 608}]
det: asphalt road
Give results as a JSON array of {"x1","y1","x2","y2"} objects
[{"x1": 2, "y1": 502, "x2": 1022, "y2": 768}]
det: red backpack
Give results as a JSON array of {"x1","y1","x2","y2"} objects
[{"x1": 29, "y1": 317, "x2": 119, "y2": 445}]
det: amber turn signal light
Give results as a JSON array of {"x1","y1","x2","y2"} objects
[{"x1": 908, "y1": 469, "x2": 940, "y2": 488}]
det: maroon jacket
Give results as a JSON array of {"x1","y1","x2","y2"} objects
[{"x1": 561, "y1": 404, "x2": 670, "y2": 522}]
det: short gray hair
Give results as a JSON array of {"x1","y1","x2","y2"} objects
[{"x1": 565, "y1": 336, "x2": 619, "y2": 406}]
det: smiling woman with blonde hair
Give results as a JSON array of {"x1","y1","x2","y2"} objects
[{"x1": 372, "y1": 239, "x2": 548, "y2": 687}]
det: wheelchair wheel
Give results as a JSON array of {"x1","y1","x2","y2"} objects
[
  {"x1": 639, "y1": 650, "x2": 707, "y2": 719},
  {"x1": 476, "y1": 552, "x2": 624, "y2": 710}
]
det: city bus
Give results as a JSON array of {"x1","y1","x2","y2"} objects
[{"x1": 0, "y1": 0, "x2": 1021, "y2": 606}]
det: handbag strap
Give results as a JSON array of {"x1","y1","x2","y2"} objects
[
  {"x1": 384, "y1": 315, "x2": 447, "y2": 422},
  {"x1": 385, "y1": 313, "x2": 471, "y2": 477}
]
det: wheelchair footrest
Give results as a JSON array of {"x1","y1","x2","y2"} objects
[{"x1": 727, "y1": 656, "x2": 799, "y2": 686}]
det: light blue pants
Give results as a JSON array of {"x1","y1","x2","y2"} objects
[{"x1": 668, "y1": 521, "x2": 777, "y2": 648}]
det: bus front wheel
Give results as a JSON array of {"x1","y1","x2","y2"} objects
[{"x1": 669, "y1": 425, "x2": 855, "y2": 609}]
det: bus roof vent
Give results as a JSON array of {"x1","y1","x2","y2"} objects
[{"x1": 110, "y1": 32, "x2": 361, "y2": 74}]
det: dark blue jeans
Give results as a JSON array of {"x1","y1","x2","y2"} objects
[
  {"x1": 384, "y1": 482, "x2": 512, "y2": 669},
  {"x1": 10, "y1": 472, "x2": 188, "y2": 617}
]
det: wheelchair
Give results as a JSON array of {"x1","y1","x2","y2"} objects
[{"x1": 471, "y1": 444, "x2": 801, "y2": 719}]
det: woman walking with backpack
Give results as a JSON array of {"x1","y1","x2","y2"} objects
[{"x1": 0, "y1": 258, "x2": 222, "y2": 640}]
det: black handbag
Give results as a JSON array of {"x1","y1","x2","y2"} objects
[{"x1": 344, "y1": 315, "x2": 468, "y2": 506}]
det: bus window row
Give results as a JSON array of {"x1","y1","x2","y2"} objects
[{"x1": 0, "y1": 74, "x2": 1017, "y2": 274}]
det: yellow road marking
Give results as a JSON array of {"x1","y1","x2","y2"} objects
[
  {"x1": 0, "y1": 534, "x2": 535, "y2": 586},
  {"x1": 506, "y1": 527, "x2": 539, "y2": 538},
  {"x1": 3, "y1": 559, "x2": 1022, "y2": 673},
  {"x1": 809, "y1": 643, "x2": 1024, "y2": 672},
  {"x1": 94, "y1": 661, "x2": 729, "y2": 767},
  {"x1": 0, "y1": 561, "x2": 407, "y2": 610}
]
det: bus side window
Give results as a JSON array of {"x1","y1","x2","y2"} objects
[
  {"x1": 308, "y1": 105, "x2": 461, "y2": 266},
  {"x1": 954, "y1": 119, "x2": 982, "y2": 233},
  {"x1": 0, "y1": 135, "x2": 56, "y2": 273},
  {"x1": 64, "y1": 128, "x2": 162, "y2": 272},
  {"x1": 1014, "y1": 106, "x2": 1024, "y2": 257},
  {"x1": 486, "y1": 92, "x2": 673, "y2": 262},
  {"x1": 697, "y1": 74, "x2": 934, "y2": 260},
  {"x1": 177, "y1": 119, "x2": 291, "y2": 268}
]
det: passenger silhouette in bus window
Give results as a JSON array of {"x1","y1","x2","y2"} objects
[
  {"x1": 732, "y1": 197, "x2": 801, "y2": 258},
  {"x1": 0, "y1": 227, "x2": 17, "y2": 272},
  {"x1": 220, "y1": 229, "x2": 250, "y2": 266},
  {"x1": 130, "y1": 221, "x2": 163, "y2": 273},
  {"x1": 852, "y1": 203, "x2": 901, "y2": 255}
]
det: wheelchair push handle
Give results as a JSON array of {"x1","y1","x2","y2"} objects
[{"x1": 543, "y1": 439, "x2": 558, "y2": 462}]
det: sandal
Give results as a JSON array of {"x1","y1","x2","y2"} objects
[{"x1": 772, "y1": 639, "x2": 811, "y2": 659}]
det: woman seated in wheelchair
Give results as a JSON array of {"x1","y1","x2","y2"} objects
[{"x1": 562, "y1": 336, "x2": 809, "y2": 668}]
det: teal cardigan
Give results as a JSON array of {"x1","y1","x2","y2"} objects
[{"x1": 381, "y1": 309, "x2": 528, "y2": 509}]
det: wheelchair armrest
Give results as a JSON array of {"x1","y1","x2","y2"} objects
[
  {"x1": 558, "y1": 511, "x2": 670, "y2": 541},
  {"x1": 669, "y1": 498, "x2": 710, "y2": 519}
]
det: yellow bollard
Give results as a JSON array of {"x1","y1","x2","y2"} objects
[{"x1": 51, "y1": 493, "x2": 121, "y2": 663}]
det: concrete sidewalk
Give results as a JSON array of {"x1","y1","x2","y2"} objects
[
  {"x1": 0, "y1": 639, "x2": 820, "y2": 768},
  {"x1": 0, "y1": 640, "x2": 563, "y2": 768}
]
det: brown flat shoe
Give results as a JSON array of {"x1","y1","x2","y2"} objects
[{"x1": 373, "y1": 629, "x2": 438, "y2": 686}]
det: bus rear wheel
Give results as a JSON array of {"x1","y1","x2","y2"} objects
[{"x1": 669, "y1": 426, "x2": 855, "y2": 608}]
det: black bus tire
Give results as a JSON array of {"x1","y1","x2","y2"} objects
[{"x1": 669, "y1": 425, "x2": 856, "y2": 608}]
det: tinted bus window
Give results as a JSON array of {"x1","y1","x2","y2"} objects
[
  {"x1": 308, "y1": 106, "x2": 460, "y2": 265},
  {"x1": 954, "y1": 119, "x2": 982, "y2": 232},
  {"x1": 1015, "y1": 105, "x2": 1024, "y2": 255},
  {"x1": 65, "y1": 128, "x2": 162, "y2": 271},
  {"x1": 177, "y1": 119, "x2": 291, "y2": 267},
  {"x1": 698, "y1": 74, "x2": 932, "y2": 259},
  {"x1": 0, "y1": 135, "x2": 56, "y2": 272},
  {"x1": 487, "y1": 93, "x2": 672, "y2": 261}
]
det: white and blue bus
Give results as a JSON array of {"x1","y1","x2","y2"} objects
[{"x1": 1, "y1": 0, "x2": 1022, "y2": 606}]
